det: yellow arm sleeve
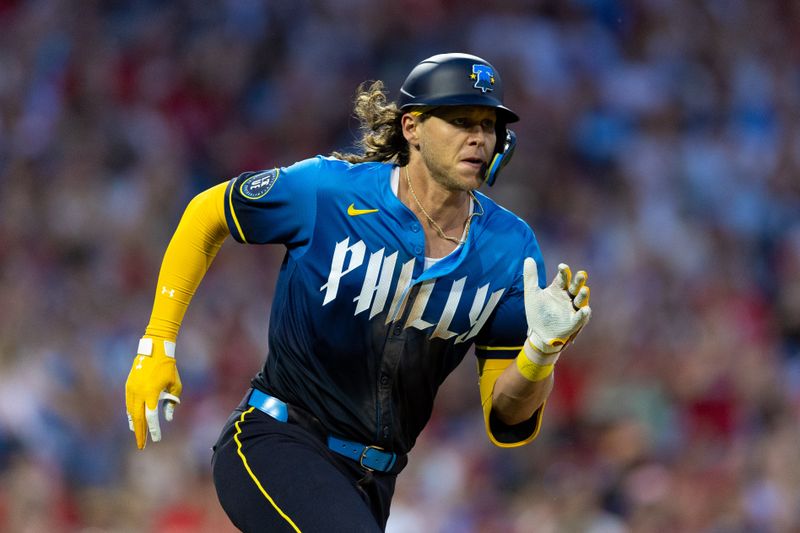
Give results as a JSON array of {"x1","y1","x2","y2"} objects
[
  {"x1": 144, "y1": 182, "x2": 229, "y2": 341},
  {"x1": 477, "y1": 358, "x2": 545, "y2": 448}
]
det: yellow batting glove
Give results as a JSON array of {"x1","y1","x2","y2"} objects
[
  {"x1": 125, "y1": 337, "x2": 182, "y2": 449},
  {"x1": 518, "y1": 258, "x2": 592, "y2": 381}
]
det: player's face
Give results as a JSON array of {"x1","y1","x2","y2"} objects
[{"x1": 416, "y1": 106, "x2": 497, "y2": 191}]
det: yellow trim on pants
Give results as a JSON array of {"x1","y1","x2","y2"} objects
[{"x1": 234, "y1": 407, "x2": 302, "y2": 532}]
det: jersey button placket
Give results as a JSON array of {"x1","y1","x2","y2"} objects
[{"x1": 409, "y1": 224, "x2": 424, "y2": 258}]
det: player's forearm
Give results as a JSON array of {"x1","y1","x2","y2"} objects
[
  {"x1": 144, "y1": 182, "x2": 229, "y2": 340},
  {"x1": 491, "y1": 364, "x2": 553, "y2": 426}
]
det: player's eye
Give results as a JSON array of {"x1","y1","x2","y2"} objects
[{"x1": 450, "y1": 117, "x2": 495, "y2": 131}]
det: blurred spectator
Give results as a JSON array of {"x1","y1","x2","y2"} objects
[{"x1": 0, "y1": 0, "x2": 799, "y2": 531}]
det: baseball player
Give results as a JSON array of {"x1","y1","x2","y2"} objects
[{"x1": 125, "y1": 53, "x2": 591, "y2": 532}]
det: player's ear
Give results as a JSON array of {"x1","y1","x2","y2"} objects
[{"x1": 401, "y1": 112, "x2": 421, "y2": 147}]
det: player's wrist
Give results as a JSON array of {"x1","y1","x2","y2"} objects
[
  {"x1": 516, "y1": 339, "x2": 560, "y2": 382},
  {"x1": 515, "y1": 353, "x2": 554, "y2": 382}
]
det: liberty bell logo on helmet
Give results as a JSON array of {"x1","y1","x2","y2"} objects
[{"x1": 470, "y1": 65, "x2": 495, "y2": 93}]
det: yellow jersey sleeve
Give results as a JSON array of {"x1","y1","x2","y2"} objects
[
  {"x1": 144, "y1": 182, "x2": 229, "y2": 340},
  {"x1": 477, "y1": 358, "x2": 545, "y2": 447}
]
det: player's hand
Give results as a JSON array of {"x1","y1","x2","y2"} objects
[
  {"x1": 523, "y1": 258, "x2": 591, "y2": 356},
  {"x1": 125, "y1": 337, "x2": 182, "y2": 449}
]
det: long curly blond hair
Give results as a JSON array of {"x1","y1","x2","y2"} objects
[{"x1": 331, "y1": 81, "x2": 414, "y2": 166}]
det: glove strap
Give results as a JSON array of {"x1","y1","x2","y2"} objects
[{"x1": 137, "y1": 337, "x2": 176, "y2": 358}]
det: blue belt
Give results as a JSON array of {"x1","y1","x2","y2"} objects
[{"x1": 247, "y1": 389, "x2": 397, "y2": 473}]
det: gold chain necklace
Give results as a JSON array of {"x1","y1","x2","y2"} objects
[{"x1": 404, "y1": 166, "x2": 478, "y2": 246}]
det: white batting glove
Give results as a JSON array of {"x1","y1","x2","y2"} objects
[{"x1": 518, "y1": 258, "x2": 591, "y2": 381}]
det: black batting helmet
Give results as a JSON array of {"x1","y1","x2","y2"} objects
[
  {"x1": 397, "y1": 53, "x2": 519, "y2": 186},
  {"x1": 397, "y1": 53, "x2": 519, "y2": 123}
]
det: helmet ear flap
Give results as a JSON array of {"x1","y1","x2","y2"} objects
[{"x1": 484, "y1": 129, "x2": 516, "y2": 187}]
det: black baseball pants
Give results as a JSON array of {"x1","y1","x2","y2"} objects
[{"x1": 211, "y1": 403, "x2": 397, "y2": 532}]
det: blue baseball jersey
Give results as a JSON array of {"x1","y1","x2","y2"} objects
[{"x1": 223, "y1": 156, "x2": 546, "y2": 454}]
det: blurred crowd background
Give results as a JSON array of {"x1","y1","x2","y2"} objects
[{"x1": 1, "y1": 0, "x2": 799, "y2": 531}]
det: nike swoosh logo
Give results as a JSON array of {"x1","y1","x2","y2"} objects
[{"x1": 347, "y1": 203, "x2": 379, "y2": 216}]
